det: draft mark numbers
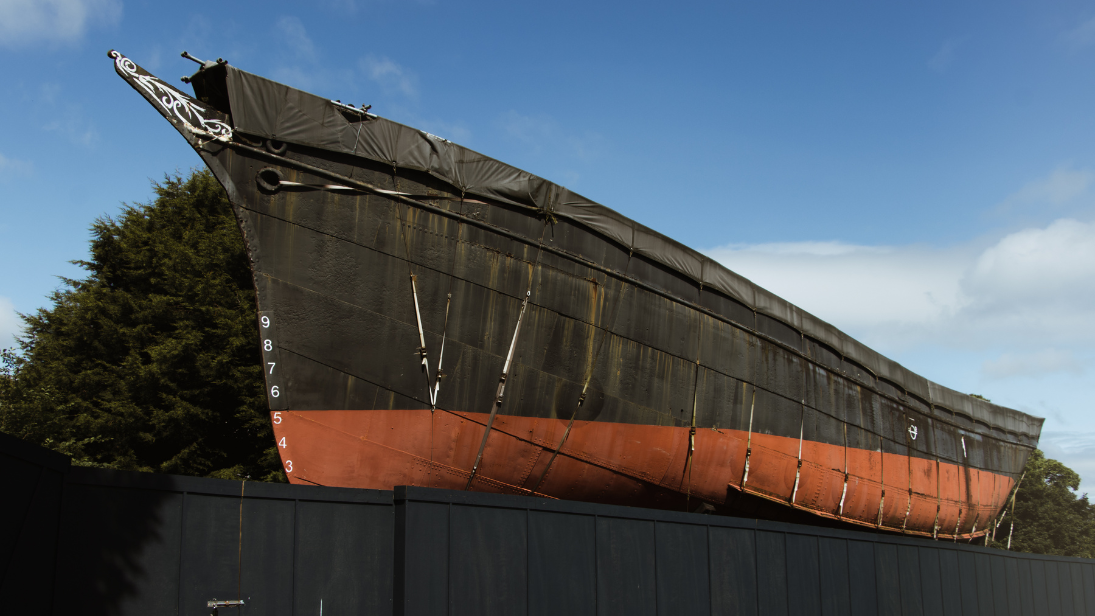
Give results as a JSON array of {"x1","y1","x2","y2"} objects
[{"x1": 258, "y1": 311, "x2": 288, "y2": 410}]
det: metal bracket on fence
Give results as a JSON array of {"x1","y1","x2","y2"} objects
[{"x1": 208, "y1": 599, "x2": 245, "y2": 615}]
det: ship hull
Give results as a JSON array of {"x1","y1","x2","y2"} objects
[{"x1": 110, "y1": 51, "x2": 1040, "y2": 539}]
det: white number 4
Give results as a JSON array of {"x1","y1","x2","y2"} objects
[{"x1": 279, "y1": 437, "x2": 287, "y2": 448}]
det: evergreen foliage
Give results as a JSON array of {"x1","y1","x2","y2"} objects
[
  {"x1": 992, "y1": 449, "x2": 1095, "y2": 558},
  {"x1": 0, "y1": 170, "x2": 283, "y2": 481}
]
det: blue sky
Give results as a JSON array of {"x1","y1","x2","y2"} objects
[{"x1": 1, "y1": 1, "x2": 1093, "y2": 489}]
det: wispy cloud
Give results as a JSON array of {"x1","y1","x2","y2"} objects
[
  {"x1": 275, "y1": 16, "x2": 316, "y2": 61},
  {"x1": 499, "y1": 110, "x2": 604, "y2": 162},
  {"x1": 996, "y1": 166, "x2": 1093, "y2": 213},
  {"x1": 43, "y1": 104, "x2": 98, "y2": 146},
  {"x1": 1041, "y1": 431, "x2": 1095, "y2": 495},
  {"x1": 0, "y1": 297, "x2": 23, "y2": 349},
  {"x1": 928, "y1": 38, "x2": 963, "y2": 71},
  {"x1": 360, "y1": 55, "x2": 419, "y2": 99},
  {"x1": 0, "y1": 152, "x2": 33, "y2": 181},
  {"x1": 983, "y1": 349, "x2": 1085, "y2": 380},
  {"x1": 1062, "y1": 16, "x2": 1095, "y2": 50},
  {"x1": 0, "y1": 0, "x2": 122, "y2": 48}
]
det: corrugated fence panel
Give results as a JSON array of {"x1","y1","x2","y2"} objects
[
  {"x1": 6, "y1": 432, "x2": 1095, "y2": 616},
  {"x1": 528, "y1": 511, "x2": 596, "y2": 616}
]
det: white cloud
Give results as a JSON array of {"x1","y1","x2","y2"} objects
[
  {"x1": 0, "y1": 152, "x2": 33, "y2": 180},
  {"x1": 275, "y1": 16, "x2": 316, "y2": 61},
  {"x1": 983, "y1": 349, "x2": 1085, "y2": 380},
  {"x1": 360, "y1": 55, "x2": 418, "y2": 99},
  {"x1": 0, "y1": 0, "x2": 122, "y2": 48},
  {"x1": 705, "y1": 216, "x2": 1095, "y2": 377},
  {"x1": 928, "y1": 38, "x2": 960, "y2": 71},
  {"x1": 0, "y1": 297, "x2": 23, "y2": 349},
  {"x1": 43, "y1": 104, "x2": 97, "y2": 146},
  {"x1": 1040, "y1": 432, "x2": 1095, "y2": 496},
  {"x1": 706, "y1": 241, "x2": 969, "y2": 340},
  {"x1": 996, "y1": 166, "x2": 1093, "y2": 212},
  {"x1": 500, "y1": 110, "x2": 604, "y2": 162},
  {"x1": 1062, "y1": 16, "x2": 1095, "y2": 50}
]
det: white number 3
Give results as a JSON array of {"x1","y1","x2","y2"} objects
[{"x1": 285, "y1": 460, "x2": 293, "y2": 473}]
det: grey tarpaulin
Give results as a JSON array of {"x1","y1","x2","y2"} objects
[{"x1": 223, "y1": 66, "x2": 1041, "y2": 439}]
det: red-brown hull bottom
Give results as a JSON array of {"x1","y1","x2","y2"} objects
[{"x1": 272, "y1": 409, "x2": 1012, "y2": 539}]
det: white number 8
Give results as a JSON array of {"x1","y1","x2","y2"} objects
[
  {"x1": 264, "y1": 339, "x2": 273, "y2": 352},
  {"x1": 261, "y1": 316, "x2": 271, "y2": 328},
  {"x1": 271, "y1": 385, "x2": 280, "y2": 397}
]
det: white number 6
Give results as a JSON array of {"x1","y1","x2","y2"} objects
[
  {"x1": 273, "y1": 412, "x2": 282, "y2": 424},
  {"x1": 271, "y1": 385, "x2": 280, "y2": 397}
]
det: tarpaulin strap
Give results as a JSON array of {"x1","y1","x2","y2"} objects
[
  {"x1": 431, "y1": 293, "x2": 451, "y2": 412},
  {"x1": 1006, "y1": 472, "x2": 1025, "y2": 550},
  {"x1": 684, "y1": 360, "x2": 701, "y2": 508},
  {"x1": 876, "y1": 435, "x2": 886, "y2": 526},
  {"x1": 790, "y1": 407, "x2": 804, "y2": 504},
  {"x1": 953, "y1": 509, "x2": 963, "y2": 542},
  {"x1": 408, "y1": 272, "x2": 440, "y2": 409},
  {"x1": 741, "y1": 337, "x2": 762, "y2": 487},
  {"x1": 902, "y1": 489, "x2": 913, "y2": 532},
  {"x1": 838, "y1": 423, "x2": 849, "y2": 516},
  {"x1": 465, "y1": 221, "x2": 550, "y2": 490},
  {"x1": 389, "y1": 173, "x2": 442, "y2": 408},
  {"x1": 933, "y1": 459, "x2": 942, "y2": 539},
  {"x1": 742, "y1": 389, "x2": 756, "y2": 485},
  {"x1": 530, "y1": 259, "x2": 634, "y2": 493}
]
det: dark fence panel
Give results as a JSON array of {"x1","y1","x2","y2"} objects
[{"x1": 6, "y1": 431, "x2": 1095, "y2": 616}]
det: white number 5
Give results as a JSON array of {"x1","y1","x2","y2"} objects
[{"x1": 273, "y1": 411, "x2": 282, "y2": 424}]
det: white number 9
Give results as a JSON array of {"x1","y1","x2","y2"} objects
[
  {"x1": 271, "y1": 385, "x2": 280, "y2": 398},
  {"x1": 264, "y1": 339, "x2": 273, "y2": 352},
  {"x1": 261, "y1": 316, "x2": 271, "y2": 328}
]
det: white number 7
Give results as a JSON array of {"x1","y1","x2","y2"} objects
[{"x1": 267, "y1": 362, "x2": 276, "y2": 374}]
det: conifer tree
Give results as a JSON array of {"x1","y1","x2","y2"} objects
[{"x1": 0, "y1": 170, "x2": 283, "y2": 481}]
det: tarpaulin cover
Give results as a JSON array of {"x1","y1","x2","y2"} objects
[{"x1": 223, "y1": 66, "x2": 1042, "y2": 439}]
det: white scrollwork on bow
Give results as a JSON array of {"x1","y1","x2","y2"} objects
[{"x1": 110, "y1": 51, "x2": 233, "y2": 140}]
